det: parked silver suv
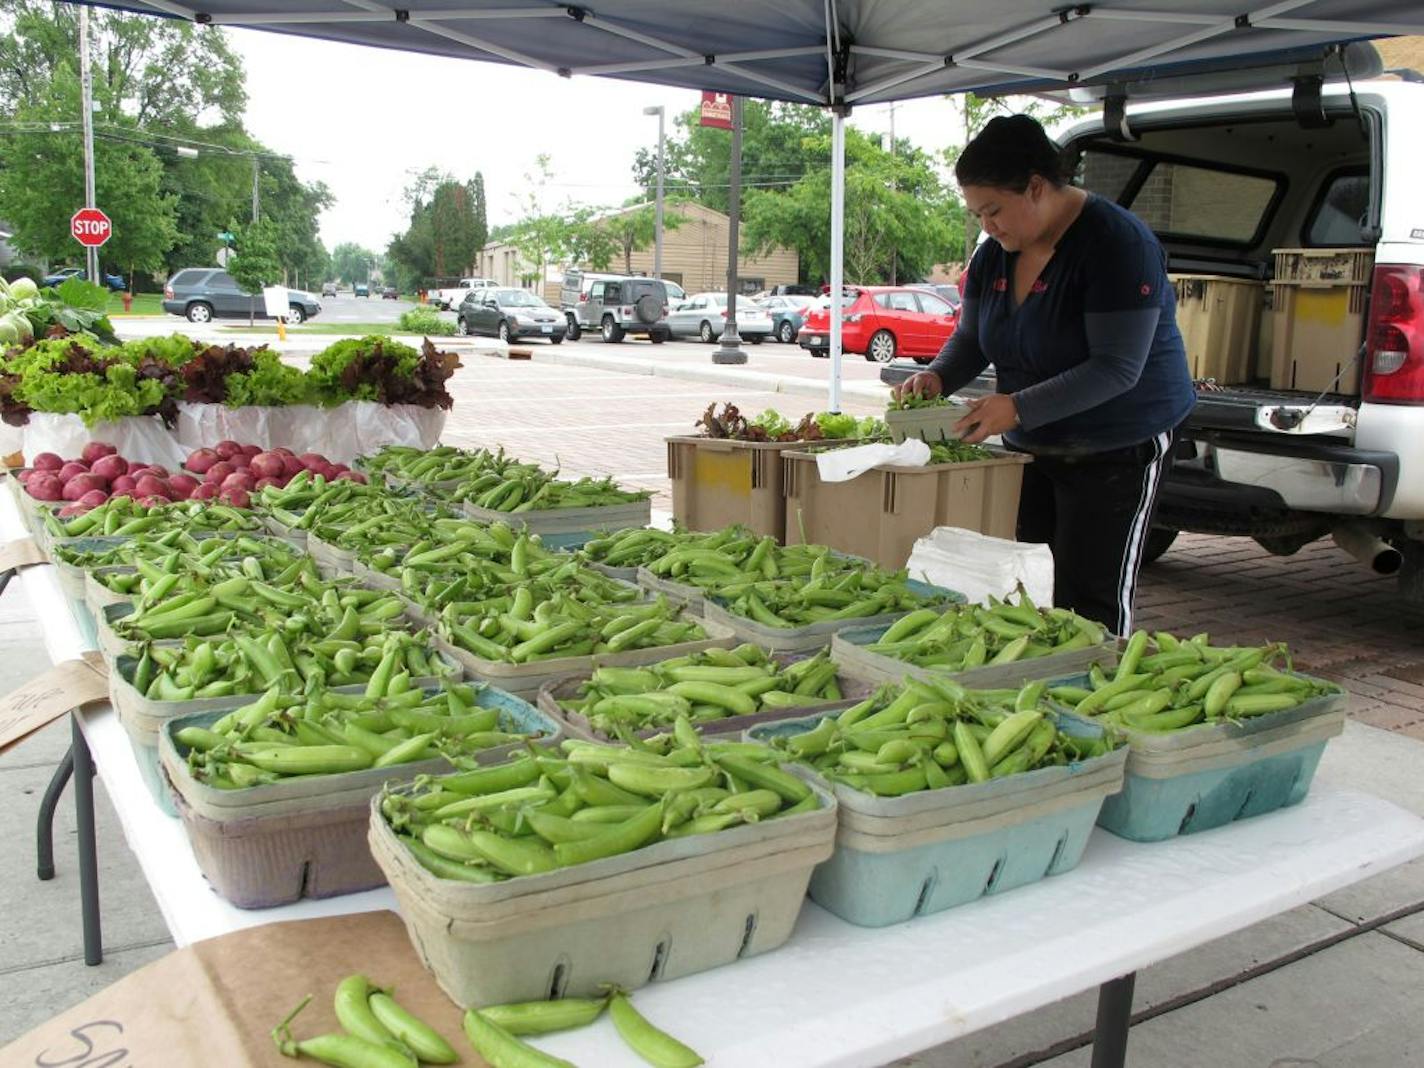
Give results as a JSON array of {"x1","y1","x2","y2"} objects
[{"x1": 561, "y1": 274, "x2": 670, "y2": 343}]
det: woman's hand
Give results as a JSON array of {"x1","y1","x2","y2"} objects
[
  {"x1": 955, "y1": 394, "x2": 1020, "y2": 443},
  {"x1": 892, "y1": 371, "x2": 943, "y2": 404}
]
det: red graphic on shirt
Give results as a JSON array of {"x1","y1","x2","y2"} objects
[
  {"x1": 1030, "y1": 280, "x2": 1048, "y2": 294},
  {"x1": 1140, "y1": 284, "x2": 1152, "y2": 296},
  {"x1": 993, "y1": 277, "x2": 1008, "y2": 292}
]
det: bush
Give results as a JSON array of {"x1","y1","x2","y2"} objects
[
  {"x1": 3, "y1": 264, "x2": 43, "y2": 285},
  {"x1": 397, "y1": 306, "x2": 456, "y2": 336}
]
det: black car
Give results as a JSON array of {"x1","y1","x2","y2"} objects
[
  {"x1": 458, "y1": 288, "x2": 566, "y2": 343},
  {"x1": 43, "y1": 266, "x2": 126, "y2": 291},
  {"x1": 381, "y1": 287, "x2": 398, "y2": 300},
  {"x1": 162, "y1": 268, "x2": 322, "y2": 324}
]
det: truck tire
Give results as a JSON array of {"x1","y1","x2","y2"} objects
[
  {"x1": 565, "y1": 314, "x2": 581, "y2": 341},
  {"x1": 1142, "y1": 527, "x2": 1178, "y2": 564},
  {"x1": 602, "y1": 315, "x2": 624, "y2": 343}
]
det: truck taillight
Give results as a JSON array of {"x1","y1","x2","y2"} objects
[{"x1": 1363, "y1": 265, "x2": 1424, "y2": 404}]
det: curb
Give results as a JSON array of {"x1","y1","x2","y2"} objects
[{"x1": 527, "y1": 345, "x2": 889, "y2": 406}]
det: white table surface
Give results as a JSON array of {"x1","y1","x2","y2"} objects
[{"x1": 7, "y1": 487, "x2": 1424, "y2": 1068}]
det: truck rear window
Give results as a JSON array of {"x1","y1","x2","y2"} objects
[
  {"x1": 1304, "y1": 170, "x2": 1369, "y2": 246},
  {"x1": 1078, "y1": 148, "x2": 1281, "y2": 246}
]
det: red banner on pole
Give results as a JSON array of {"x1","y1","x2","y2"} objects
[{"x1": 699, "y1": 91, "x2": 733, "y2": 129}]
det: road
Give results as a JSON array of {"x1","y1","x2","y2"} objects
[{"x1": 311, "y1": 291, "x2": 421, "y2": 323}]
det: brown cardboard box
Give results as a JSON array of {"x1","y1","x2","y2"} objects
[
  {"x1": 0, "y1": 912, "x2": 470, "y2": 1067},
  {"x1": 667, "y1": 436, "x2": 804, "y2": 540},
  {"x1": 1170, "y1": 274, "x2": 1263, "y2": 384},
  {"x1": 782, "y1": 449, "x2": 1030, "y2": 570}
]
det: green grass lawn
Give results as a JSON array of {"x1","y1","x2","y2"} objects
[{"x1": 107, "y1": 292, "x2": 165, "y2": 316}]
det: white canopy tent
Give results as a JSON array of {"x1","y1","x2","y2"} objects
[{"x1": 93, "y1": 1, "x2": 1423, "y2": 407}]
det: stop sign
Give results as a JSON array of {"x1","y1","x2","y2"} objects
[{"x1": 71, "y1": 208, "x2": 112, "y2": 248}]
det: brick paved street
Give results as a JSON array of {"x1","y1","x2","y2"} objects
[{"x1": 441, "y1": 347, "x2": 1424, "y2": 738}]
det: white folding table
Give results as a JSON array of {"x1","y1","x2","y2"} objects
[{"x1": 5, "y1": 488, "x2": 1423, "y2": 1068}]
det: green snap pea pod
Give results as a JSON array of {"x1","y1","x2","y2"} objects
[
  {"x1": 1126, "y1": 703, "x2": 1205, "y2": 732},
  {"x1": 276, "y1": 1031, "x2": 415, "y2": 1068},
  {"x1": 712, "y1": 789, "x2": 782, "y2": 818},
  {"x1": 553, "y1": 799, "x2": 664, "y2": 866},
  {"x1": 463, "y1": 1010, "x2": 576, "y2": 1068},
  {"x1": 570, "y1": 765, "x2": 647, "y2": 807},
  {"x1": 524, "y1": 808, "x2": 608, "y2": 844},
  {"x1": 1225, "y1": 693, "x2": 1299, "y2": 717},
  {"x1": 667, "y1": 811, "x2": 745, "y2": 837},
  {"x1": 422, "y1": 823, "x2": 488, "y2": 863},
  {"x1": 608, "y1": 991, "x2": 704, "y2": 1068},
  {"x1": 1204, "y1": 671, "x2": 1244, "y2": 718},
  {"x1": 990, "y1": 746, "x2": 1033, "y2": 779},
  {"x1": 607, "y1": 763, "x2": 717, "y2": 797},
  {"x1": 403, "y1": 837, "x2": 502, "y2": 883},
  {"x1": 432, "y1": 785, "x2": 555, "y2": 820},
  {"x1": 333, "y1": 975, "x2": 404, "y2": 1052},
  {"x1": 175, "y1": 726, "x2": 227, "y2": 752},
  {"x1": 665, "y1": 681, "x2": 755, "y2": 717},
  {"x1": 374, "y1": 731, "x2": 436, "y2": 768},
  {"x1": 441, "y1": 756, "x2": 541, "y2": 795},
  {"x1": 981, "y1": 709, "x2": 1042, "y2": 765},
  {"x1": 711, "y1": 752, "x2": 811, "y2": 803},
  {"x1": 367, "y1": 992, "x2": 458, "y2": 1065},
  {"x1": 1115, "y1": 630, "x2": 1149, "y2": 680},
  {"x1": 465, "y1": 829, "x2": 558, "y2": 877},
  {"x1": 477, "y1": 996, "x2": 608, "y2": 1035},
  {"x1": 953, "y1": 720, "x2": 990, "y2": 783},
  {"x1": 1114, "y1": 688, "x2": 1174, "y2": 721},
  {"x1": 570, "y1": 803, "x2": 650, "y2": 824},
  {"x1": 241, "y1": 745, "x2": 373, "y2": 776},
  {"x1": 1074, "y1": 673, "x2": 1152, "y2": 717}
]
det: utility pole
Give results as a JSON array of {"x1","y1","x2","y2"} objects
[
  {"x1": 714, "y1": 94, "x2": 747, "y2": 365},
  {"x1": 643, "y1": 106, "x2": 665, "y2": 279},
  {"x1": 251, "y1": 156, "x2": 260, "y2": 222},
  {"x1": 78, "y1": 6, "x2": 99, "y2": 285},
  {"x1": 888, "y1": 102, "x2": 898, "y2": 286}
]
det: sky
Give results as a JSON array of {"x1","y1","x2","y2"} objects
[{"x1": 224, "y1": 27, "x2": 969, "y2": 255}]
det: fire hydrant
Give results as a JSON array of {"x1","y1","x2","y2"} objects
[{"x1": 121, "y1": 292, "x2": 134, "y2": 313}]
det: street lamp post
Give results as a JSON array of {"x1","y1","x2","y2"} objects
[
  {"x1": 642, "y1": 106, "x2": 665, "y2": 280},
  {"x1": 78, "y1": 6, "x2": 99, "y2": 286},
  {"x1": 714, "y1": 95, "x2": 747, "y2": 366}
]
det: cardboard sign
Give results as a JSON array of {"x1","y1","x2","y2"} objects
[
  {"x1": 262, "y1": 285, "x2": 290, "y2": 319},
  {"x1": 0, "y1": 912, "x2": 464, "y2": 1068},
  {"x1": 0, "y1": 537, "x2": 46, "y2": 572},
  {"x1": 0, "y1": 653, "x2": 109, "y2": 753},
  {"x1": 700, "y1": 90, "x2": 733, "y2": 129}
]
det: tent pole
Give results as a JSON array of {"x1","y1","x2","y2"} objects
[{"x1": 829, "y1": 108, "x2": 845, "y2": 412}]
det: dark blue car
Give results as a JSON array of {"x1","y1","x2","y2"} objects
[{"x1": 42, "y1": 266, "x2": 125, "y2": 291}]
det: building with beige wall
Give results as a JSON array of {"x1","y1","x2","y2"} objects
[{"x1": 475, "y1": 201, "x2": 799, "y2": 300}]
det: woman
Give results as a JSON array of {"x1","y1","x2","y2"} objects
[{"x1": 897, "y1": 114, "x2": 1194, "y2": 636}]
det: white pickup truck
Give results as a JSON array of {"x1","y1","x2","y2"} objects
[
  {"x1": 885, "y1": 47, "x2": 1424, "y2": 600},
  {"x1": 428, "y1": 277, "x2": 495, "y2": 311}
]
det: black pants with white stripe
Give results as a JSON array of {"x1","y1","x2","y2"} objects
[{"x1": 1015, "y1": 429, "x2": 1176, "y2": 638}]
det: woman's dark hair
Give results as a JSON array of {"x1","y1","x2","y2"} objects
[{"x1": 955, "y1": 114, "x2": 1072, "y2": 192}]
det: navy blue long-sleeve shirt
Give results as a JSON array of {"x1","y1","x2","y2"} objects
[{"x1": 929, "y1": 194, "x2": 1195, "y2": 454}]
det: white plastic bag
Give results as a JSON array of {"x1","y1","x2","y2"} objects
[
  {"x1": 906, "y1": 526, "x2": 1055, "y2": 608},
  {"x1": 22, "y1": 412, "x2": 188, "y2": 468},
  {"x1": 816, "y1": 437, "x2": 930, "y2": 482},
  {"x1": 175, "y1": 402, "x2": 447, "y2": 464},
  {"x1": 175, "y1": 403, "x2": 275, "y2": 453}
]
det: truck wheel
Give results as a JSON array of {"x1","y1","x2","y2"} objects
[
  {"x1": 602, "y1": 316, "x2": 624, "y2": 343},
  {"x1": 1142, "y1": 527, "x2": 1178, "y2": 564},
  {"x1": 565, "y1": 314, "x2": 581, "y2": 341}
]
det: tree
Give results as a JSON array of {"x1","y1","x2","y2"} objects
[
  {"x1": 0, "y1": 71, "x2": 179, "y2": 283},
  {"x1": 227, "y1": 218, "x2": 282, "y2": 326},
  {"x1": 331, "y1": 243, "x2": 376, "y2": 285},
  {"x1": 429, "y1": 180, "x2": 479, "y2": 278},
  {"x1": 469, "y1": 172, "x2": 488, "y2": 252},
  {"x1": 742, "y1": 127, "x2": 961, "y2": 286},
  {"x1": 601, "y1": 200, "x2": 687, "y2": 275},
  {"x1": 632, "y1": 100, "x2": 829, "y2": 214}
]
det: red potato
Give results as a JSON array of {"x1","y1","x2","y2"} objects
[
  {"x1": 168, "y1": 474, "x2": 199, "y2": 499},
  {"x1": 298, "y1": 452, "x2": 328, "y2": 471},
  {"x1": 280, "y1": 453, "x2": 304, "y2": 478},
  {"x1": 81, "y1": 442, "x2": 117, "y2": 464},
  {"x1": 15, "y1": 469, "x2": 32, "y2": 484},
  {"x1": 133, "y1": 475, "x2": 171, "y2": 499},
  {"x1": 57, "y1": 502, "x2": 90, "y2": 518},
  {"x1": 204, "y1": 461, "x2": 235, "y2": 485},
  {"x1": 32, "y1": 452, "x2": 64, "y2": 473},
  {"x1": 273, "y1": 446, "x2": 295, "y2": 457},
  {"x1": 25, "y1": 474, "x2": 63, "y2": 501},
  {"x1": 78, "y1": 489, "x2": 109, "y2": 508},
  {"x1": 186, "y1": 448, "x2": 218, "y2": 474},
  {"x1": 58, "y1": 461, "x2": 89, "y2": 483},
  {"x1": 110, "y1": 474, "x2": 138, "y2": 496},
  {"x1": 145, "y1": 465, "x2": 170, "y2": 480},
  {"x1": 214, "y1": 440, "x2": 243, "y2": 461},
  {"x1": 219, "y1": 472, "x2": 255, "y2": 494},
  {"x1": 240, "y1": 443, "x2": 262, "y2": 457},
  {"x1": 230, "y1": 454, "x2": 251, "y2": 470},
  {"x1": 336, "y1": 471, "x2": 368, "y2": 484},
  {"x1": 249, "y1": 452, "x2": 285, "y2": 480},
  {"x1": 136, "y1": 495, "x2": 170, "y2": 508},
  {"x1": 254, "y1": 477, "x2": 281, "y2": 491},
  {"x1": 190, "y1": 482, "x2": 220, "y2": 501},
  {"x1": 62, "y1": 474, "x2": 103, "y2": 501},
  {"x1": 219, "y1": 488, "x2": 250, "y2": 508},
  {"x1": 89, "y1": 454, "x2": 128, "y2": 482}
]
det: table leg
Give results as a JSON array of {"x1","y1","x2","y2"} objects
[
  {"x1": 1090, "y1": 972, "x2": 1136, "y2": 1068},
  {"x1": 71, "y1": 713, "x2": 103, "y2": 966},
  {"x1": 36, "y1": 747, "x2": 75, "y2": 880}
]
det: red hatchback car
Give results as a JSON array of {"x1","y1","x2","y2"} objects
[{"x1": 798, "y1": 286, "x2": 959, "y2": 364}]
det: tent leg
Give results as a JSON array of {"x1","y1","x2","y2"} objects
[{"x1": 828, "y1": 109, "x2": 846, "y2": 412}]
